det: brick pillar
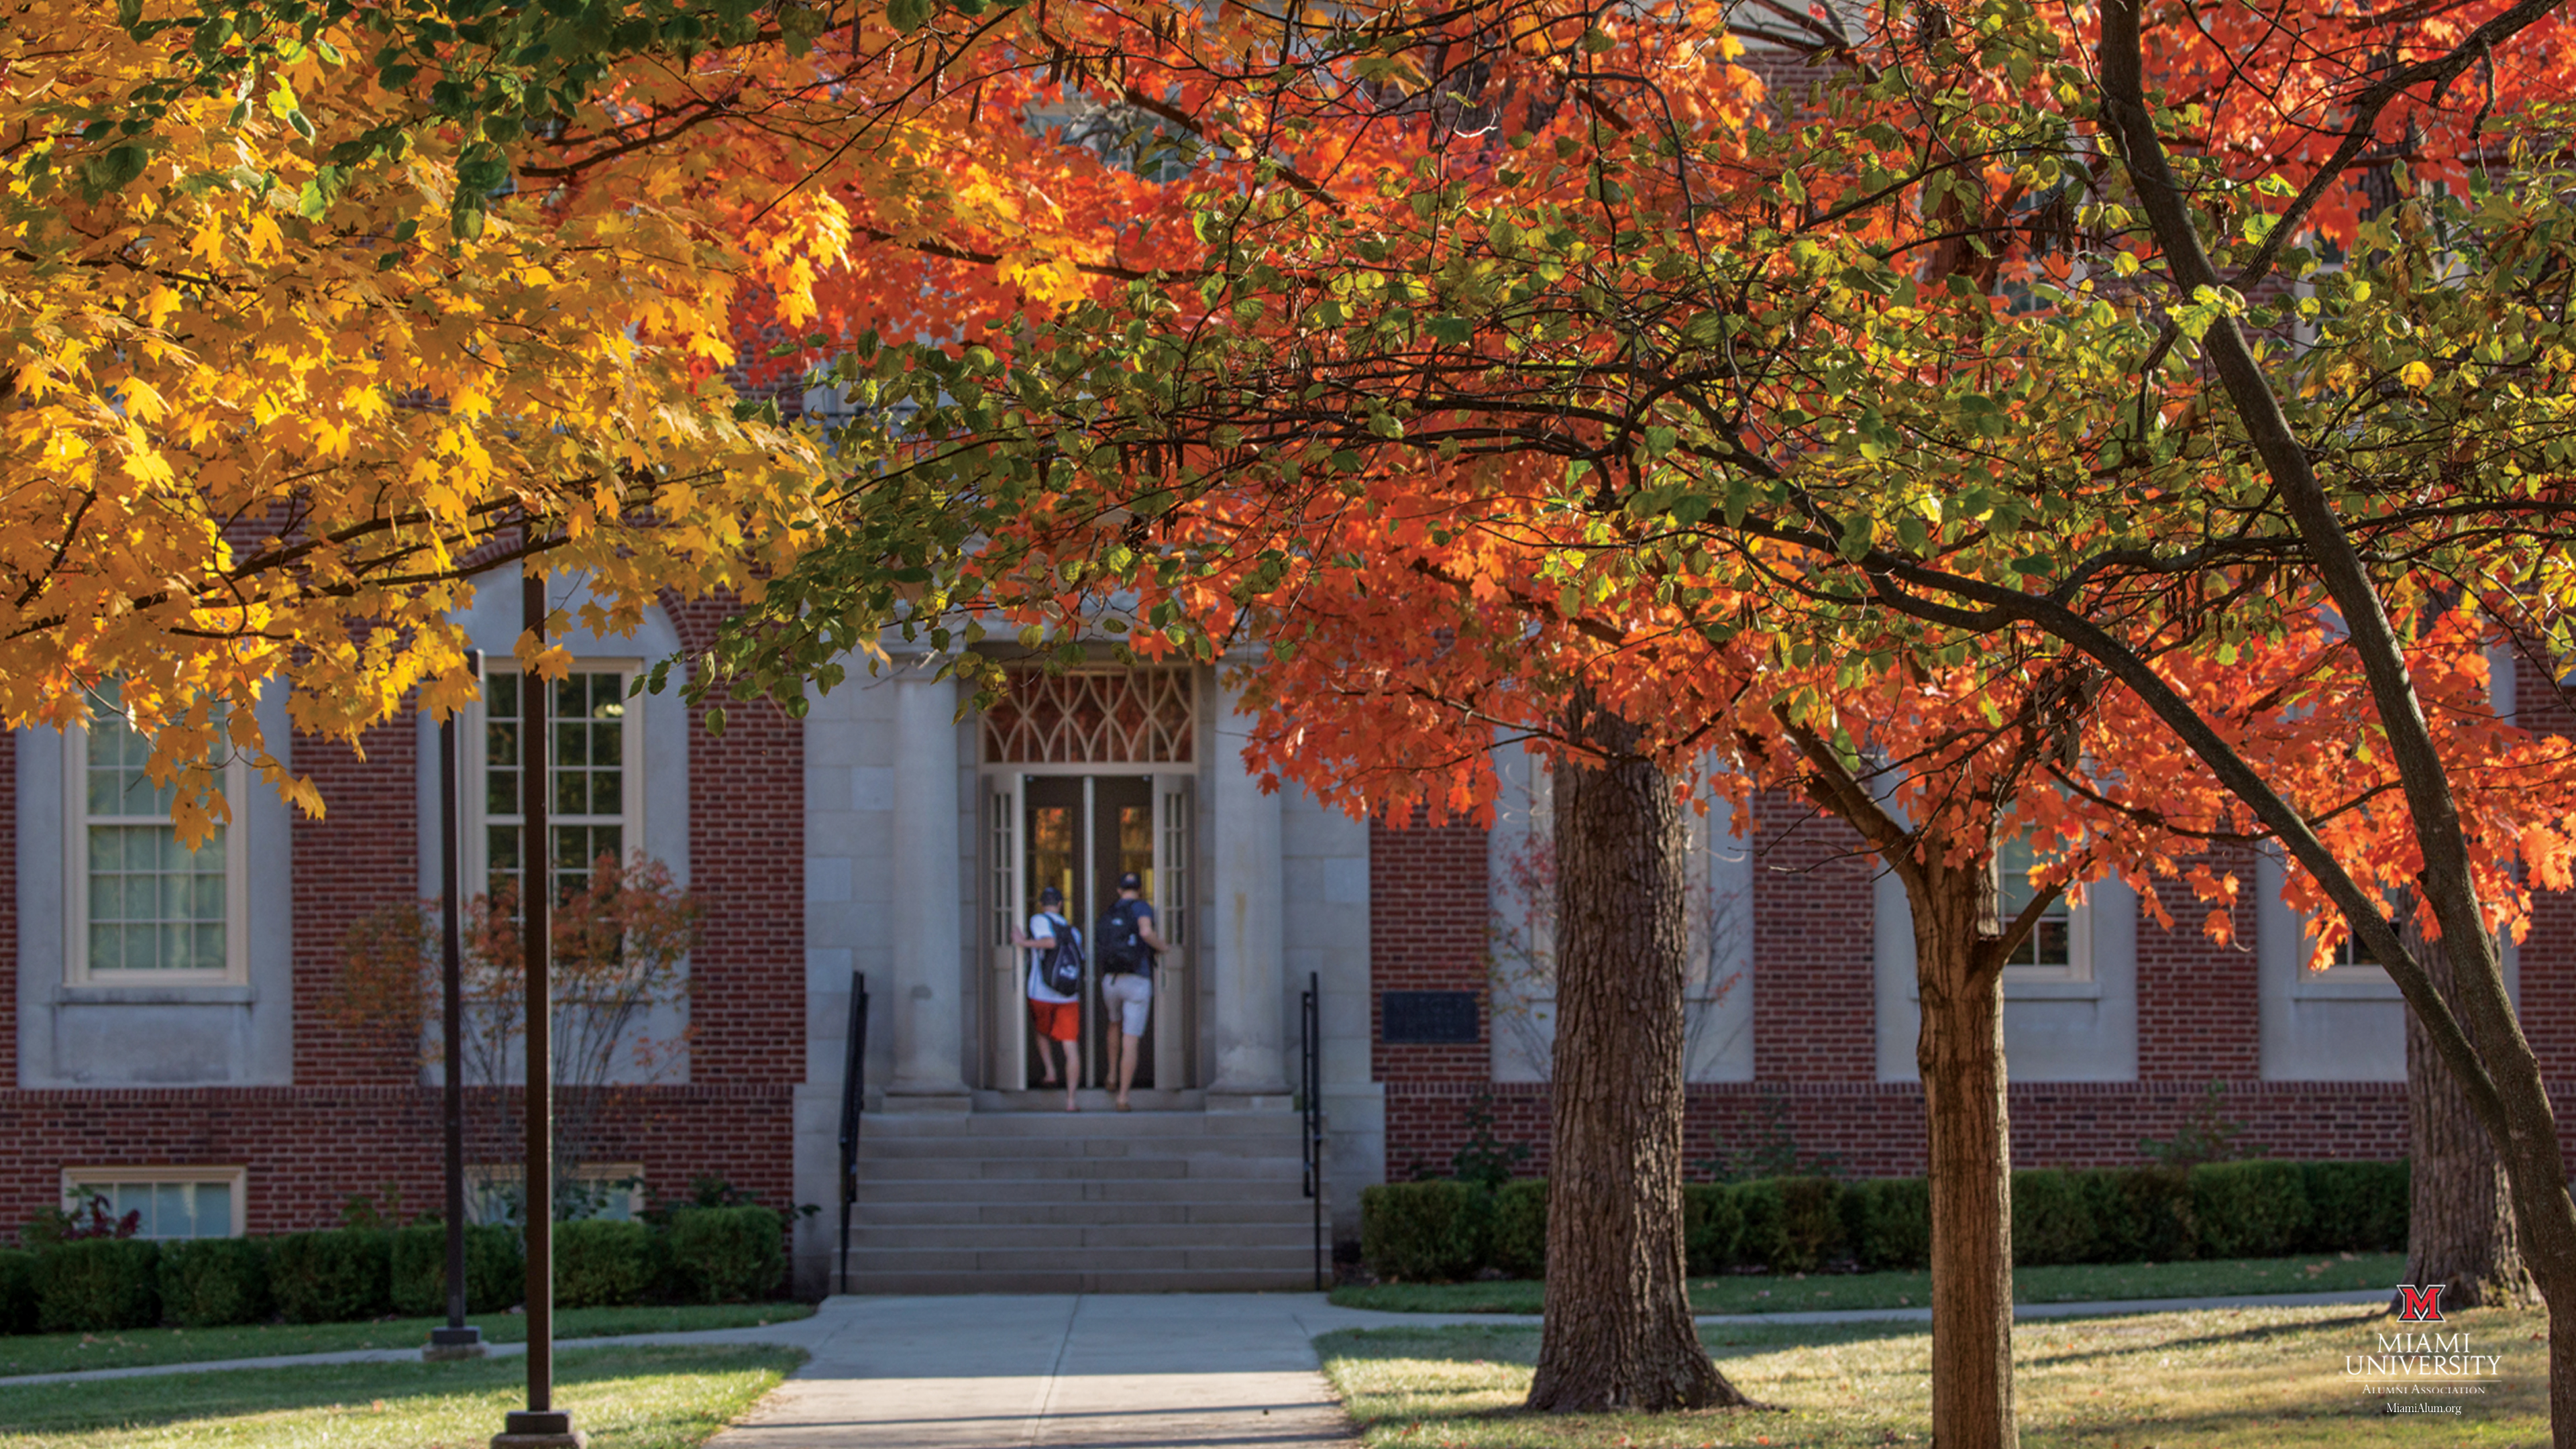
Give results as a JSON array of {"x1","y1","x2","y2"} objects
[
  {"x1": 2135, "y1": 845, "x2": 2261, "y2": 1081},
  {"x1": 1750, "y1": 790, "x2": 1875, "y2": 1081}
]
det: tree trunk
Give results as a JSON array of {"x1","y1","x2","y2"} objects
[
  {"x1": 1529, "y1": 704, "x2": 1751, "y2": 1412},
  {"x1": 1915, "y1": 863, "x2": 2016, "y2": 1449},
  {"x1": 2403, "y1": 923, "x2": 2535, "y2": 1308}
]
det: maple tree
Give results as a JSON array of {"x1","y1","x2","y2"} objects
[{"x1": 676, "y1": 0, "x2": 2576, "y2": 1439}]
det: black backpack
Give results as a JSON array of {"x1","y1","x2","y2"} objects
[
  {"x1": 1038, "y1": 913, "x2": 1085, "y2": 996},
  {"x1": 1095, "y1": 898, "x2": 1152, "y2": 977}
]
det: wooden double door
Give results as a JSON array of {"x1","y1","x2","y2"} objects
[{"x1": 987, "y1": 772, "x2": 1191, "y2": 1095}]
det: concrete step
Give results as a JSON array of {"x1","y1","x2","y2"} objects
[
  {"x1": 846, "y1": 1244, "x2": 1319, "y2": 1275},
  {"x1": 855, "y1": 1199, "x2": 1315, "y2": 1227},
  {"x1": 843, "y1": 1265, "x2": 1320, "y2": 1295},
  {"x1": 855, "y1": 1176, "x2": 1310, "y2": 1205},
  {"x1": 857, "y1": 1155, "x2": 1305, "y2": 1183},
  {"x1": 850, "y1": 1220, "x2": 1314, "y2": 1251},
  {"x1": 858, "y1": 1133, "x2": 1302, "y2": 1160},
  {"x1": 861, "y1": 1110, "x2": 1303, "y2": 1140}
]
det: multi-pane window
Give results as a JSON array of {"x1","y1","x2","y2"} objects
[
  {"x1": 63, "y1": 1169, "x2": 241, "y2": 1238},
  {"x1": 68, "y1": 700, "x2": 244, "y2": 982},
  {"x1": 1998, "y1": 837, "x2": 2087, "y2": 979},
  {"x1": 483, "y1": 669, "x2": 636, "y2": 904}
]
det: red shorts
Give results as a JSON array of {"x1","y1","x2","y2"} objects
[{"x1": 1028, "y1": 999, "x2": 1079, "y2": 1041}]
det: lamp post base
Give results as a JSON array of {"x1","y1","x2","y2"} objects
[
  {"x1": 492, "y1": 1409, "x2": 585, "y2": 1448},
  {"x1": 425, "y1": 1326, "x2": 488, "y2": 1362}
]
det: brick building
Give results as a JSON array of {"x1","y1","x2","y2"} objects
[{"x1": 3, "y1": 587, "x2": 2559, "y2": 1293}]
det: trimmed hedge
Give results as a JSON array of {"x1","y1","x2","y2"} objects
[
  {"x1": 1683, "y1": 1184, "x2": 1745, "y2": 1275},
  {"x1": 2303, "y1": 1161, "x2": 2408, "y2": 1253},
  {"x1": 158, "y1": 1237, "x2": 271, "y2": 1328},
  {"x1": 1844, "y1": 1176, "x2": 1930, "y2": 1271},
  {"x1": 36, "y1": 1239, "x2": 160, "y2": 1332},
  {"x1": 0, "y1": 1248, "x2": 36, "y2": 1334},
  {"x1": 1737, "y1": 1177, "x2": 1845, "y2": 1274},
  {"x1": 556, "y1": 1220, "x2": 653, "y2": 1308},
  {"x1": 1360, "y1": 1182, "x2": 1490, "y2": 1282},
  {"x1": 668, "y1": 1206, "x2": 785, "y2": 1304},
  {"x1": 1358, "y1": 1159, "x2": 2409, "y2": 1282},
  {"x1": 391, "y1": 1223, "x2": 525, "y2": 1316},
  {"x1": 270, "y1": 1228, "x2": 392, "y2": 1324},
  {"x1": 2193, "y1": 1161, "x2": 2311, "y2": 1258},
  {"x1": 1489, "y1": 1181, "x2": 1548, "y2": 1279}
]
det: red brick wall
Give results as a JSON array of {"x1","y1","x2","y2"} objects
[
  {"x1": 2517, "y1": 653, "x2": 2576, "y2": 1082},
  {"x1": 1, "y1": 731, "x2": 14, "y2": 1090},
  {"x1": 1750, "y1": 791, "x2": 1875, "y2": 1082},
  {"x1": 0, "y1": 1085, "x2": 792, "y2": 1234},
  {"x1": 1386, "y1": 1079, "x2": 2416, "y2": 1183},
  {"x1": 291, "y1": 716, "x2": 422, "y2": 1087},
  {"x1": 1368, "y1": 808, "x2": 1490, "y2": 1084},
  {"x1": 2134, "y1": 846, "x2": 2263, "y2": 1082},
  {"x1": 667, "y1": 600, "x2": 805, "y2": 1085}
]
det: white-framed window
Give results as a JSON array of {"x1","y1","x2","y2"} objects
[
  {"x1": 2295, "y1": 916, "x2": 2402, "y2": 995},
  {"x1": 61, "y1": 1167, "x2": 246, "y2": 1238},
  {"x1": 62, "y1": 700, "x2": 250, "y2": 985},
  {"x1": 468, "y1": 663, "x2": 643, "y2": 905},
  {"x1": 468, "y1": 1163, "x2": 645, "y2": 1223},
  {"x1": 1998, "y1": 836, "x2": 2092, "y2": 983}
]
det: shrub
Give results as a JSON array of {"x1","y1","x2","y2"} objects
[
  {"x1": 2076, "y1": 1167, "x2": 2196, "y2": 1263},
  {"x1": 555, "y1": 1220, "x2": 653, "y2": 1308},
  {"x1": 0, "y1": 1248, "x2": 40, "y2": 1334},
  {"x1": 391, "y1": 1224, "x2": 525, "y2": 1316},
  {"x1": 1683, "y1": 1184, "x2": 1746, "y2": 1275},
  {"x1": 1736, "y1": 1177, "x2": 1845, "y2": 1273},
  {"x1": 35, "y1": 1238, "x2": 160, "y2": 1332},
  {"x1": 1358, "y1": 1182, "x2": 1489, "y2": 1283},
  {"x1": 2192, "y1": 1160, "x2": 2312, "y2": 1258},
  {"x1": 2012, "y1": 1170, "x2": 2096, "y2": 1267},
  {"x1": 1843, "y1": 1177, "x2": 1931, "y2": 1271},
  {"x1": 1489, "y1": 1181, "x2": 1548, "y2": 1279},
  {"x1": 2302, "y1": 1161, "x2": 2408, "y2": 1253},
  {"x1": 668, "y1": 1205, "x2": 785, "y2": 1303},
  {"x1": 157, "y1": 1238, "x2": 270, "y2": 1328},
  {"x1": 270, "y1": 1228, "x2": 392, "y2": 1324}
]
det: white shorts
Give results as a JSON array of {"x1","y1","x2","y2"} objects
[{"x1": 1101, "y1": 972, "x2": 1152, "y2": 1036}]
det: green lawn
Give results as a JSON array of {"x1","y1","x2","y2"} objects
[
  {"x1": 1329, "y1": 1252, "x2": 2404, "y2": 1315},
  {"x1": 0, "y1": 1301, "x2": 812, "y2": 1379},
  {"x1": 1321, "y1": 1303, "x2": 2543, "y2": 1446},
  {"x1": 0, "y1": 1343, "x2": 797, "y2": 1448}
]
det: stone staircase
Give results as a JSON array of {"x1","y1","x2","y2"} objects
[{"x1": 845, "y1": 1102, "x2": 1320, "y2": 1293}]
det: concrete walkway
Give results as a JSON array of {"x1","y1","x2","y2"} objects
[{"x1": 704, "y1": 1295, "x2": 1372, "y2": 1448}]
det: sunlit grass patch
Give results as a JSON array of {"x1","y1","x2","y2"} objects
[
  {"x1": 1328, "y1": 1253, "x2": 2405, "y2": 1317},
  {"x1": 0, "y1": 1302, "x2": 812, "y2": 1379},
  {"x1": 1319, "y1": 1303, "x2": 2546, "y2": 1446},
  {"x1": 0, "y1": 1343, "x2": 798, "y2": 1448}
]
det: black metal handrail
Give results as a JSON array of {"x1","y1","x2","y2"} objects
[
  {"x1": 837, "y1": 971, "x2": 869, "y2": 1294},
  {"x1": 1299, "y1": 971, "x2": 1324, "y2": 1289}
]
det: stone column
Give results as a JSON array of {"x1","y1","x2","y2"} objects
[
  {"x1": 1208, "y1": 672, "x2": 1288, "y2": 1099},
  {"x1": 886, "y1": 658, "x2": 967, "y2": 1102}
]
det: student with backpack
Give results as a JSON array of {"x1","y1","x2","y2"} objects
[
  {"x1": 1009, "y1": 883, "x2": 1085, "y2": 1112},
  {"x1": 1093, "y1": 871, "x2": 1170, "y2": 1112}
]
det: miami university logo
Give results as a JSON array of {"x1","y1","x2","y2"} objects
[{"x1": 2396, "y1": 1283, "x2": 2446, "y2": 1323}]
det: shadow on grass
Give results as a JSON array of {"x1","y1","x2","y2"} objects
[{"x1": 0, "y1": 1344, "x2": 796, "y2": 1436}]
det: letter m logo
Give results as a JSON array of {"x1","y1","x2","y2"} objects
[{"x1": 2396, "y1": 1283, "x2": 2445, "y2": 1323}]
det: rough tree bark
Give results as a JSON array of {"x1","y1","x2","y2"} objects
[
  {"x1": 1772, "y1": 718, "x2": 2023, "y2": 1449},
  {"x1": 1528, "y1": 700, "x2": 1752, "y2": 1413},
  {"x1": 1913, "y1": 863, "x2": 2017, "y2": 1449},
  {"x1": 2403, "y1": 923, "x2": 2536, "y2": 1307}
]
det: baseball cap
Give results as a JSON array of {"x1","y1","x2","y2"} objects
[
  {"x1": 1118, "y1": 871, "x2": 1142, "y2": 891},
  {"x1": 1038, "y1": 884, "x2": 1064, "y2": 906}
]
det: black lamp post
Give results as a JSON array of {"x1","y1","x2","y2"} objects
[
  {"x1": 427, "y1": 650, "x2": 486, "y2": 1362},
  {"x1": 496, "y1": 572, "x2": 580, "y2": 1448}
]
